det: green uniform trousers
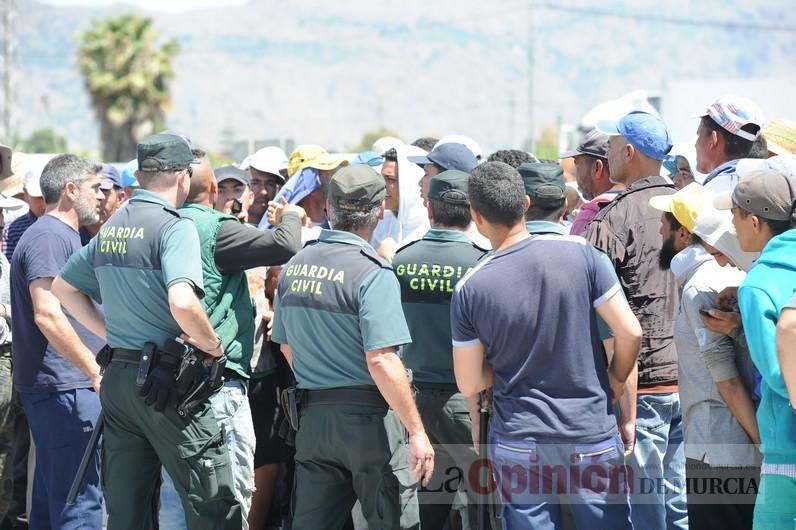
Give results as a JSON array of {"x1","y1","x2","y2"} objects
[
  {"x1": 100, "y1": 361, "x2": 242, "y2": 530},
  {"x1": 292, "y1": 402, "x2": 419, "y2": 530},
  {"x1": 416, "y1": 389, "x2": 484, "y2": 529}
]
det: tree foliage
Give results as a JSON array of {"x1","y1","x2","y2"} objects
[
  {"x1": 18, "y1": 127, "x2": 68, "y2": 153},
  {"x1": 77, "y1": 14, "x2": 179, "y2": 162}
]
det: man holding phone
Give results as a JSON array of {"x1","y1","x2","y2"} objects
[{"x1": 214, "y1": 165, "x2": 253, "y2": 222}]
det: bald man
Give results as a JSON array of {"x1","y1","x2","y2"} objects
[{"x1": 176, "y1": 152, "x2": 303, "y2": 526}]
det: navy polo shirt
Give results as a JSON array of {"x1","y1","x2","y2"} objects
[{"x1": 451, "y1": 233, "x2": 621, "y2": 442}]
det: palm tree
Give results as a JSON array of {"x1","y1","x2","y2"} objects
[{"x1": 77, "y1": 14, "x2": 179, "y2": 162}]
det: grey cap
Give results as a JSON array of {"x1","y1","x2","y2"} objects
[
  {"x1": 328, "y1": 164, "x2": 386, "y2": 212},
  {"x1": 215, "y1": 165, "x2": 250, "y2": 186},
  {"x1": 714, "y1": 169, "x2": 796, "y2": 221},
  {"x1": 560, "y1": 129, "x2": 609, "y2": 159}
]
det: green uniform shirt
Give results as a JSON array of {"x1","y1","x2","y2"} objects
[
  {"x1": 60, "y1": 190, "x2": 205, "y2": 349},
  {"x1": 393, "y1": 229, "x2": 487, "y2": 383},
  {"x1": 525, "y1": 220, "x2": 567, "y2": 236},
  {"x1": 272, "y1": 229, "x2": 411, "y2": 390}
]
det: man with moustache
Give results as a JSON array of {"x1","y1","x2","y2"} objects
[{"x1": 10, "y1": 154, "x2": 106, "y2": 529}]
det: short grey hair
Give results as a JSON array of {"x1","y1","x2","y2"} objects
[
  {"x1": 39, "y1": 154, "x2": 101, "y2": 205},
  {"x1": 328, "y1": 203, "x2": 381, "y2": 232}
]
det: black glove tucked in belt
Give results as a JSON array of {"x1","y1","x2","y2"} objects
[{"x1": 139, "y1": 344, "x2": 181, "y2": 412}]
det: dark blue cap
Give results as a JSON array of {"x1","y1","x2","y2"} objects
[
  {"x1": 596, "y1": 111, "x2": 673, "y2": 161},
  {"x1": 99, "y1": 164, "x2": 122, "y2": 190},
  {"x1": 407, "y1": 143, "x2": 478, "y2": 173}
]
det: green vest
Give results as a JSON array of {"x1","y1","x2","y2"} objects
[{"x1": 179, "y1": 204, "x2": 253, "y2": 378}]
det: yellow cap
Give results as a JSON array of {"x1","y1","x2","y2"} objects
[
  {"x1": 648, "y1": 182, "x2": 712, "y2": 232},
  {"x1": 764, "y1": 119, "x2": 796, "y2": 156},
  {"x1": 287, "y1": 144, "x2": 348, "y2": 177}
]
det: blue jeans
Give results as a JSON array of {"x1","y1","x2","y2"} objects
[
  {"x1": 629, "y1": 392, "x2": 688, "y2": 530},
  {"x1": 159, "y1": 379, "x2": 255, "y2": 529},
  {"x1": 19, "y1": 388, "x2": 103, "y2": 530},
  {"x1": 489, "y1": 431, "x2": 633, "y2": 530}
]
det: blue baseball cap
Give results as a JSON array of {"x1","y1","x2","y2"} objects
[
  {"x1": 99, "y1": 164, "x2": 123, "y2": 190},
  {"x1": 596, "y1": 111, "x2": 673, "y2": 161},
  {"x1": 407, "y1": 143, "x2": 478, "y2": 173},
  {"x1": 121, "y1": 159, "x2": 139, "y2": 188},
  {"x1": 351, "y1": 151, "x2": 384, "y2": 167}
]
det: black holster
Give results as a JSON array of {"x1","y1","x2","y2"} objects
[
  {"x1": 278, "y1": 387, "x2": 303, "y2": 446},
  {"x1": 157, "y1": 338, "x2": 226, "y2": 417},
  {"x1": 95, "y1": 345, "x2": 113, "y2": 374}
]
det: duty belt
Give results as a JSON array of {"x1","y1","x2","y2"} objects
[
  {"x1": 0, "y1": 343, "x2": 11, "y2": 357},
  {"x1": 110, "y1": 348, "x2": 142, "y2": 364},
  {"x1": 302, "y1": 386, "x2": 387, "y2": 408},
  {"x1": 413, "y1": 381, "x2": 459, "y2": 394}
]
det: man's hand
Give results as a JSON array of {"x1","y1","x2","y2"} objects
[
  {"x1": 618, "y1": 420, "x2": 636, "y2": 457},
  {"x1": 267, "y1": 197, "x2": 308, "y2": 226},
  {"x1": 408, "y1": 430, "x2": 435, "y2": 487},
  {"x1": 180, "y1": 333, "x2": 224, "y2": 359},
  {"x1": 90, "y1": 373, "x2": 102, "y2": 393},
  {"x1": 700, "y1": 309, "x2": 741, "y2": 336},
  {"x1": 715, "y1": 287, "x2": 739, "y2": 312}
]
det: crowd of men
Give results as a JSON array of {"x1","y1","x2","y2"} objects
[{"x1": 0, "y1": 93, "x2": 794, "y2": 530}]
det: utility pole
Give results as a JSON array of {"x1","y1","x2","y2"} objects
[
  {"x1": 2, "y1": 0, "x2": 16, "y2": 142},
  {"x1": 526, "y1": 0, "x2": 535, "y2": 155}
]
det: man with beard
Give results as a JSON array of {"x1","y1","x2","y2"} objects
[
  {"x1": 80, "y1": 164, "x2": 127, "y2": 243},
  {"x1": 585, "y1": 111, "x2": 686, "y2": 530},
  {"x1": 9, "y1": 154, "x2": 106, "y2": 529},
  {"x1": 651, "y1": 184, "x2": 760, "y2": 529}
]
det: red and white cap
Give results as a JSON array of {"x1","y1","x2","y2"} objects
[{"x1": 698, "y1": 94, "x2": 765, "y2": 141}]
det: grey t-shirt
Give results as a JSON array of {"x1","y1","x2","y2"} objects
[{"x1": 451, "y1": 234, "x2": 621, "y2": 443}]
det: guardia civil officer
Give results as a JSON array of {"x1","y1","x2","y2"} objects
[
  {"x1": 52, "y1": 134, "x2": 242, "y2": 530},
  {"x1": 392, "y1": 169, "x2": 488, "y2": 528},
  {"x1": 271, "y1": 164, "x2": 435, "y2": 530}
]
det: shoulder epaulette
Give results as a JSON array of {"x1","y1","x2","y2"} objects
[
  {"x1": 360, "y1": 245, "x2": 393, "y2": 270},
  {"x1": 303, "y1": 239, "x2": 320, "y2": 249},
  {"x1": 394, "y1": 238, "x2": 422, "y2": 254},
  {"x1": 162, "y1": 205, "x2": 181, "y2": 218}
]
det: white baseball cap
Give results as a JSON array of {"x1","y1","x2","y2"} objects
[
  {"x1": 23, "y1": 168, "x2": 43, "y2": 198},
  {"x1": 241, "y1": 147, "x2": 288, "y2": 181},
  {"x1": 693, "y1": 205, "x2": 757, "y2": 272}
]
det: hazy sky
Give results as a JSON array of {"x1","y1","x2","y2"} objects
[{"x1": 41, "y1": 0, "x2": 250, "y2": 12}]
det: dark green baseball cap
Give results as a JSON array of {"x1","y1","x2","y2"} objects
[
  {"x1": 517, "y1": 162, "x2": 566, "y2": 200},
  {"x1": 428, "y1": 169, "x2": 470, "y2": 205},
  {"x1": 328, "y1": 164, "x2": 386, "y2": 212},
  {"x1": 137, "y1": 133, "x2": 194, "y2": 172}
]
